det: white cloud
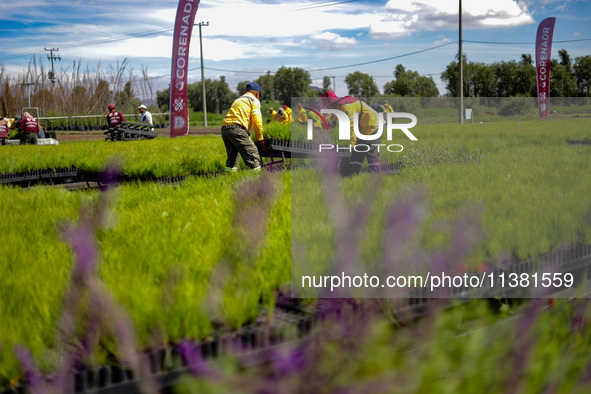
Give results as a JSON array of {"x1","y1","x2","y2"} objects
[
  {"x1": 311, "y1": 32, "x2": 358, "y2": 50},
  {"x1": 152, "y1": 0, "x2": 381, "y2": 39},
  {"x1": 371, "y1": 0, "x2": 535, "y2": 39}
]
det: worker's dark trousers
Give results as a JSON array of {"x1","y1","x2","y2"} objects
[
  {"x1": 20, "y1": 132, "x2": 38, "y2": 145},
  {"x1": 342, "y1": 131, "x2": 381, "y2": 176},
  {"x1": 221, "y1": 125, "x2": 262, "y2": 169}
]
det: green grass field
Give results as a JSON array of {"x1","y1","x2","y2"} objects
[{"x1": 1, "y1": 117, "x2": 591, "y2": 388}]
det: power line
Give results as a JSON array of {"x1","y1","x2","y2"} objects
[
  {"x1": 464, "y1": 37, "x2": 591, "y2": 45},
  {"x1": 306, "y1": 41, "x2": 457, "y2": 71},
  {"x1": 203, "y1": 42, "x2": 456, "y2": 75},
  {"x1": 204, "y1": 67, "x2": 274, "y2": 74},
  {"x1": 293, "y1": 0, "x2": 360, "y2": 11},
  {"x1": 59, "y1": 27, "x2": 174, "y2": 49},
  {"x1": 0, "y1": 26, "x2": 174, "y2": 62}
]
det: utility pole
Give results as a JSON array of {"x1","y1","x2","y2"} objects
[
  {"x1": 330, "y1": 76, "x2": 336, "y2": 93},
  {"x1": 458, "y1": 0, "x2": 463, "y2": 124},
  {"x1": 45, "y1": 48, "x2": 61, "y2": 84},
  {"x1": 197, "y1": 22, "x2": 209, "y2": 127},
  {"x1": 21, "y1": 74, "x2": 43, "y2": 108}
]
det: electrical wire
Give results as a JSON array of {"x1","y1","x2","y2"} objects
[
  {"x1": 305, "y1": 41, "x2": 457, "y2": 71},
  {"x1": 0, "y1": 26, "x2": 174, "y2": 62},
  {"x1": 464, "y1": 37, "x2": 591, "y2": 45},
  {"x1": 293, "y1": 0, "x2": 360, "y2": 11}
]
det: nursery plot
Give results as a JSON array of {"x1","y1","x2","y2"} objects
[
  {"x1": 0, "y1": 173, "x2": 291, "y2": 386},
  {"x1": 0, "y1": 136, "x2": 228, "y2": 177},
  {"x1": 1, "y1": 119, "x2": 591, "y2": 388},
  {"x1": 291, "y1": 117, "x2": 591, "y2": 298}
]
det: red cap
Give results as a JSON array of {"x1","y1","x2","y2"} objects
[
  {"x1": 321, "y1": 91, "x2": 357, "y2": 107},
  {"x1": 107, "y1": 104, "x2": 115, "y2": 111},
  {"x1": 283, "y1": 105, "x2": 288, "y2": 109}
]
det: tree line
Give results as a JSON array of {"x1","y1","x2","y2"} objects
[
  {"x1": 157, "y1": 49, "x2": 590, "y2": 115},
  {"x1": 442, "y1": 50, "x2": 591, "y2": 98},
  {"x1": 2, "y1": 49, "x2": 589, "y2": 119}
]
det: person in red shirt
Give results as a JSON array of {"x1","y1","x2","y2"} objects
[
  {"x1": 18, "y1": 112, "x2": 40, "y2": 144},
  {"x1": 106, "y1": 104, "x2": 125, "y2": 128}
]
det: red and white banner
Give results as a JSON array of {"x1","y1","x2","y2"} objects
[
  {"x1": 535, "y1": 17, "x2": 556, "y2": 119},
  {"x1": 170, "y1": 0, "x2": 200, "y2": 137}
]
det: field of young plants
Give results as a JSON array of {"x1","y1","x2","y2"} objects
[{"x1": 1, "y1": 116, "x2": 591, "y2": 390}]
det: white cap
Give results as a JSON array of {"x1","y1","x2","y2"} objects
[{"x1": 138, "y1": 104, "x2": 147, "y2": 110}]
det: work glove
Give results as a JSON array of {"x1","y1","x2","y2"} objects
[{"x1": 256, "y1": 139, "x2": 267, "y2": 152}]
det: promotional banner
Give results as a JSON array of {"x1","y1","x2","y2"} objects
[
  {"x1": 170, "y1": 0, "x2": 200, "y2": 137},
  {"x1": 535, "y1": 17, "x2": 556, "y2": 119}
]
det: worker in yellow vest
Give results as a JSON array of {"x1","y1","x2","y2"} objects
[
  {"x1": 276, "y1": 108, "x2": 290, "y2": 124},
  {"x1": 221, "y1": 82, "x2": 265, "y2": 172},
  {"x1": 296, "y1": 103, "x2": 308, "y2": 124},
  {"x1": 268, "y1": 108, "x2": 279, "y2": 123},
  {"x1": 321, "y1": 91, "x2": 382, "y2": 175},
  {"x1": 282, "y1": 105, "x2": 292, "y2": 122}
]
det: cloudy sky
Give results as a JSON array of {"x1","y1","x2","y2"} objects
[{"x1": 1, "y1": 0, "x2": 590, "y2": 97}]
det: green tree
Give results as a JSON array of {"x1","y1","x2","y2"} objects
[
  {"x1": 574, "y1": 55, "x2": 591, "y2": 97},
  {"x1": 470, "y1": 62, "x2": 497, "y2": 97},
  {"x1": 236, "y1": 81, "x2": 249, "y2": 95},
  {"x1": 273, "y1": 67, "x2": 311, "y2": 104},
  {"x1": 550, "y1": 60, "x2": 577, "y2": 97},
  {"x1": 345, "y1": 71, "x2": 379, "y2": 97},
  {"x1": 208, "y1": 76, "x2": 237, "y2": 113},
  {"x1": 254, "y1": 72, "x2": 275, "y2": 100},
  {"x1": 113, "y1": 81, "x2": 140, "y2": 112},
  {"x1": 383, "y1": 64, "x2": 439, "y2": 97},
  {"x1": 322, "y1": 76, "x2": 332, "y2": 93},
  {"x1": 188, "y1": 78, "x2": 212, "y2": 112},
  {"x1": 156, "y1": 87, "x2": 170, "y2": 111},
  {"x1": 515, "y1": 56, "x2": 536, "y2": 97},
  {"x1": 441, "y1": 52, "x2": 472, "y2": 97},
  {"x1": 558, "y1": 49, "x2": 572, "y2": 70},
  {"x1": 491, "y1": 61, "x2": 519, "y2": 96}
]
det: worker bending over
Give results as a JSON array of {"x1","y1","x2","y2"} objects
[
  {"x1": 321, "y1": 91, "x2": 381, "y2": 176},
  {"x1": 221, "y1": 82, "x2": 265, "y2": 172},
  {"x1": 18, "y1": 112, "x2": 40, "y2": 144},
  {"x1": 296, "y1": 103, "x2": 308, "y2": 124},
  {"x1": 282, "y1": 105, "x2": 292, "y2": 122},
  {"x1": 276, "y1": 108, "x2": 290, "y2": 124},
  {"x1": 383, "y1": 101, "x2": 394, "y2": 113}
]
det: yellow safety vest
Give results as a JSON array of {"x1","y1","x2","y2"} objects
[
  {"x1": 336, "y1": 100, "x2": 379, "y2": 146},
  {"x1": 222, "y1": 92, "x2": 264, "y2": 141}
]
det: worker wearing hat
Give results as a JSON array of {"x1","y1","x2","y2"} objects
[
  {"x1": 138, "y1": 104, "x2": 153, "y2": 130},
  {"x1": 282, "y1": 105, "x2": 293, "y2": 122},
  {"x1": 276, "y1": 108, "x2": 290, "y2": 124},
  {"x1": 321, "y1": 91, "x2": 382, "y2": 175},
  {"x1": 106, "y1": 104, "x2": 125, "y2": 128},
  {"x1": 268, "y1": 108, "x2": 279, "y2": 123},
  {"x1": 221, "y1": 82, "x2": 265, "y2": 172},
  {"x1": 18, "y1": 112, "x2": 40, "y2": 145},
  {"x1": 383, "y1": 101, "x2": 394, "y2": 113}
]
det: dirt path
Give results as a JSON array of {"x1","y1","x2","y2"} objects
[{"x1": 56, "y1": 126, "x2": 221, "y2": 142}]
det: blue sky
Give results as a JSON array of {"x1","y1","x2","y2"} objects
[{"x1": 1, "y1": 0, "x2": 590, "y2": 97}]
